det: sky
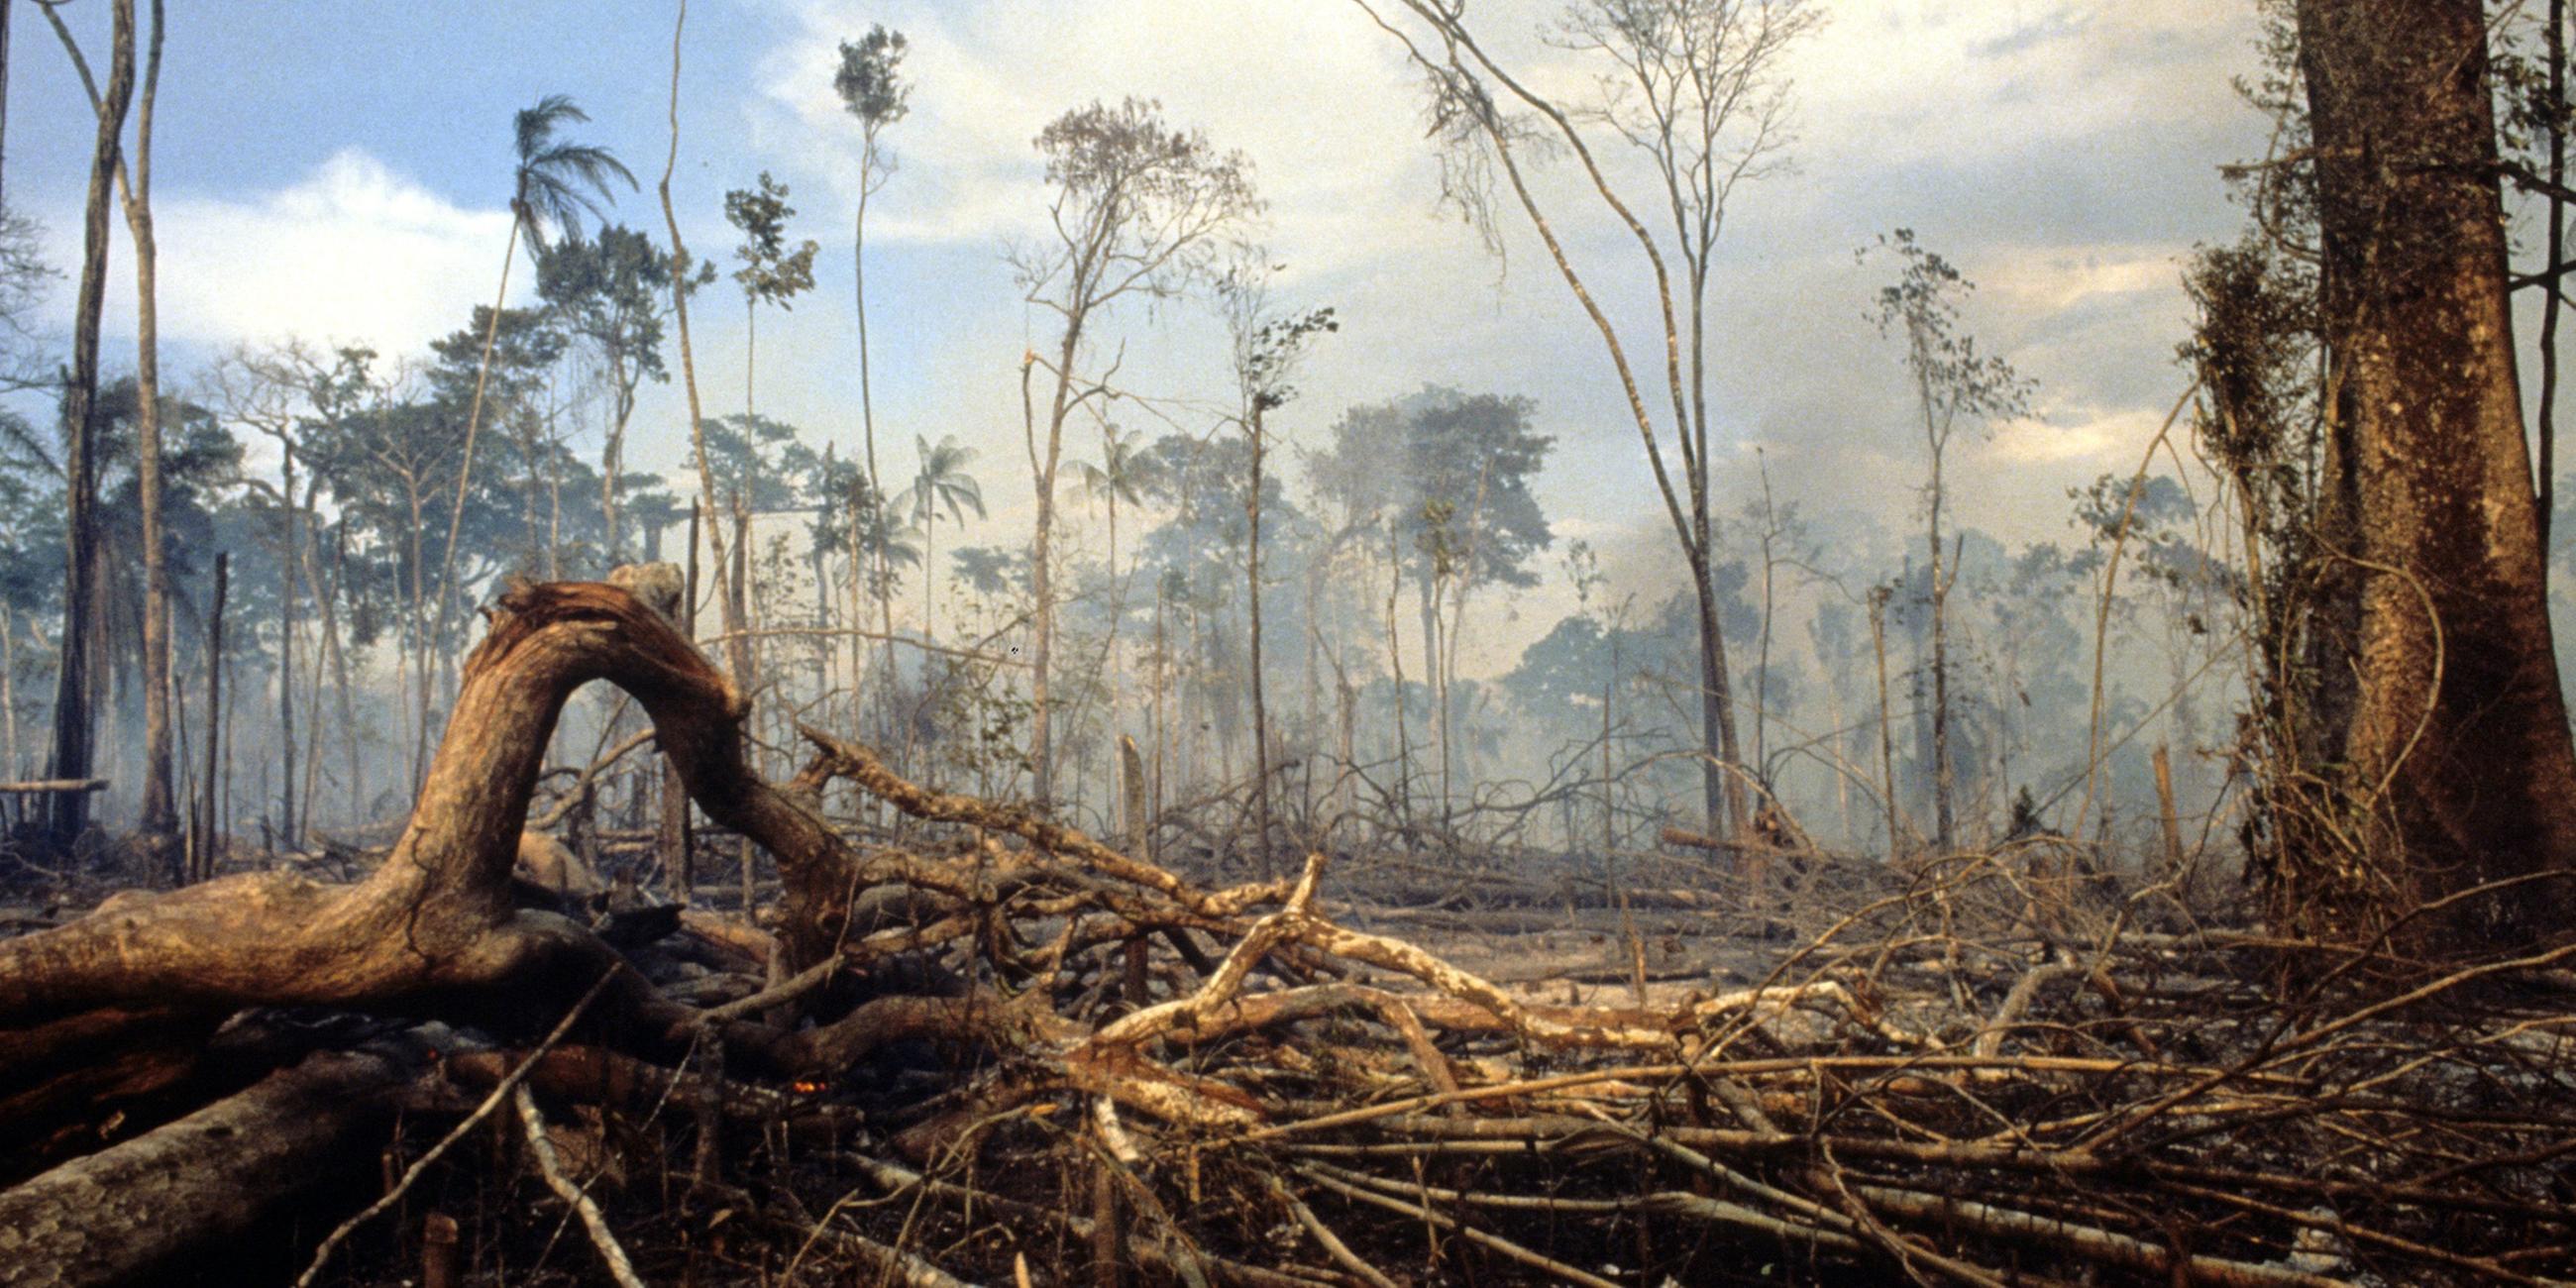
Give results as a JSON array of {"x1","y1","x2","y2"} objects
[{"x1": 5, "y1": 0, "x2": 2284, "y2": 672}]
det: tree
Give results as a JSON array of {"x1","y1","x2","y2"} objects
[
  {"x1": 1016, "y1": 97, "x2": 1260, "y2": 808},
  {"x1": 535, "y1": 224, "x2": 687, "y2": 566},
  {"x1": 1218, "y1": 260, "x2": 1336, "y2": 869},
  {"x1": 1359, "y1": 0, "x2": 1823, "y2": 839},
  {"x1": 804, "y1": 447, "x2": 917, "y2": 733},
  {"x1": 723, "y1": 171, "x2": 818, "y2": 426},
  {"x1": 1867, "y1": 230, "x2": 2028, "y2": 851},
  {"x1": 301, "y1": 355, "x2": 458, "y2": 793},
  {"x1": 432, "y1": 94, "x2": 633, "y2": 759},
  {"x1": 909, "y1": 433, "x2": 986, "y2": 645},
  {"x1": 2277, "y1": 0, "x2": 2576, "y2": 950},
  {"x1": 210, "y1": 343, "x2": 349, "y2": 851},
  {"x1": 721, "y1": 170, "x2": 817, "y2": 692},
  {"x1": 44, "y1": 0, "x2": 167, "y2": 866},
  {"x1": 1322, "y1": 388, "x2": 1553, "y2": 829},
  {"x1": 426, "y1": 306, "x2": 570, "y2": 582},
  {"x1": 42, "y1": 0, "x2": 134, "y2": 854},
  {"x1": 657, "y1": 0, "x2": 742, "y2": 694},
  {"x1": 834, "y1": 25, "x2": 911, "y2": 713},
  {"x1": 1355, "y1": 0, "x2": 1817, "y2": 837},
  {"x1": 1074, "y1": 422, "x2": 1158, "y2": 778}
]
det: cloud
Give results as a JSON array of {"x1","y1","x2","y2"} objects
[
  {"x1": 69, "y1": 148, "x2": 517, "y2": 357},
  {"x1": 753, "y1": 0, "x2": 1458, "y2": 279}
]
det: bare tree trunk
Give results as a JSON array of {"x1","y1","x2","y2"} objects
[
  {"x1": 2291, "y1": 0, "x2": 2576, "y2": 949},
  {"x1": 125, "y1": 0, "x2": 171, "y2": 866},
  {"x1": 661, "y1": 506, "x2": 700, "y2": 897},
  {"x1": 190, "y1": 553, "x2": 226, "y2": 884},
  {"x1": 1151, "y1": 581, "x2": 1167, "y2": 842},
  {"x1": 44, "y1": 0, "x2": 135, "y2": 855},
  {"x1": 322, "y1": 522, "x2": 361, "y2": 824},
  {"x1": 1245, "y1": 404, "x2": 1272, "y2": 873},
  {"x1": 854, "y1": 178, "x2": 903, "y2": 766},
  {"x1": 1029, "y1": 328, "x2": 1082, "y2": 809},
  {"x1": 2, "y1": 601, "x2": 18, "y2": 779},
  {"x1": 1689, "y1": 558, "x2": 1745, "y2": 836},
  {"x1": 2151, "y1": 743, "x2": 2183, "y2": 879},
  {"x1": 601, "y1": 357, "x2": 634, "y2": 563},
  {"x1": 0, "y1": 0, "x2": 13, "y2": 219},
  {"x1": 1870, "y1": 588, "x2": 1901, "y2": 861},
  {"x1": 660, "y1": 0, "x2": 745, "y2": 684},
  {"x1": 1928, "y1": 513, "x2": 1954, "y2": 851},
  {"x1": 428, "y1": 216, "x2": 522, "y2": 702},
  {"x1": 1384, "y1": 532, "x2": 1412, "y2": 835},
  {"x1": 2543, "y1": 0, "x2": 2566, "y2": 552},
  {"x1": 275, "y1": 448, "x2": 298, "y2": 851}
]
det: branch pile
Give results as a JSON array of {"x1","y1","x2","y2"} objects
[{"x1": 0, "y1": 579, "x2": 2570, "y2": 1286}]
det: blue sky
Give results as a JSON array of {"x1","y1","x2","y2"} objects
[{"x1": 7, "y1": 0, "x2": 2287, "y2": 667}]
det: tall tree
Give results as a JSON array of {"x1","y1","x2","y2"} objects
[
  {"x1": 430, "y1": 94, "x2": 633, "y2": 757},
  {"x1": 908, "y1": 433, "x2": 985, "y2": 645},
  {"x1": 1015, "y1": 97, "x2": 1259, "y2": 807},
  {"x1": 657, "y1": 0, "x2": 742, "y2": 692},
  {"x1": 210, "y1": 343, "x2": 344, "y2": 852},
  {"x1": 43, "y1": 0, "x2": 134, "y2": 853},
  {"x1": 720, "y1": 170, "x2": 817, "y2": 688},
  {"x1": 1218, "y1": 261, "x2": 1336, "y2": 871},
  {"x1": 45, "y1": 0, "x2": 167, "y2": 865},
  {"x1": 723, "y1": 171, "x2": 818, "y2": 427},
  {"x1": 422, "y1": 95, "x2": 628, "y2": 788},
  {"x1": 1074, "y1": 422, "x2": 1157, "y2": 773},
  {"x1": 1869, "y1": 230, "x2": 2027, "y2": 851},
  {"x1": 1326, "y1": 389, "x2": 1553, "y2": 826},
  {"x1": 1356, "y1": 0, "x2": 1817, "y2": 836},
  {"x1": 805, "y1": 448, "x2": 916, "y2": 731},
  {"x1": 834, "y1": 25, "x2": 910, "y2": 712},
  {"x1": 2287, "y1": 0, "x2": 2576, "y2": 950},
  {"x1": 535, "y1": 225, "x2": 686, "y2": 566}
]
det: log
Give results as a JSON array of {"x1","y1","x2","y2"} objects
[
  {"x1": 0, "y1": 1048, "x2": 407, "y2": 1288},
  {"x1": 0, "y1": 780, "x2": 107, "y2": 795}
]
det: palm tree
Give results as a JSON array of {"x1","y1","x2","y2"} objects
[
  {"x1": 428, "y1": 95, "x2": 633, "y2": 768},
  {"x1": 807, "y1": 452, "x2": 918, "y2": 728},
  {"x1": 1074, "y1": 422, "x2": 1155, "y2": 747},
  {"x1": 1072, "y1": 422, "x2": 1153, "y2": 591},
  {"x1": 909, "y1": 433, "x2": 985, "y2": 642}
]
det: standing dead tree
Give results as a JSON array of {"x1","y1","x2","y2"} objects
[
  {"x1": 1352, "y1": 0, "x2": 1818, "y2": 839},
  {"x1": 1016, "y1": 96, "x2": 1259, "y2": 809},
  {"x1": 40, "y1": 0, "x2": 135, "y2": 856}
]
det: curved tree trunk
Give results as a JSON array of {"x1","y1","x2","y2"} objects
[{"x1": 0, "y1": 577, "x2": 873, "y2": 1143}]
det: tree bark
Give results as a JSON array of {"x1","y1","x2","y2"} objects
[
  {"x1": 2290, "y1": 0, "x2": 2576, "y2": 948},
  {"x1": 0, "y1": 1049, "x2": 406, "y2": 1288},
  {"x1": 125, "y1": 0, "x2": 171, "y2": 870},
  {"x1": 190, "y1": 553, "x2": 225, "y2": 883}
]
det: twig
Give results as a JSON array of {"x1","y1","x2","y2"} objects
[
  {"x1": 514, "y1": 1084, "x2": 647, "y2": 1288},
  {"x1": 293, "y1": 967, "x2": 619, "y2": 1288}
]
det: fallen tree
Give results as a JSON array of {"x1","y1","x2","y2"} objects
[{"x1": 0, "y1": 575, "x2": 2570, "y2": 1286}]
